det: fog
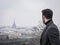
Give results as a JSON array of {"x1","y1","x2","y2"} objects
[{"x1": 0, "y1": 0, "x2": 60, "y2": 27}]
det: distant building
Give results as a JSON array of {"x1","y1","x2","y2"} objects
[{"x1": 12, "y1": 19, "x2": 16, "y2": 28}]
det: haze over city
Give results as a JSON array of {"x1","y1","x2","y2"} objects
[{"x1": 0, "y1": 0, "x2": 60, "y2": 27}]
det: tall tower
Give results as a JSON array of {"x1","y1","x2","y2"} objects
[{"x1": 12, "y1": 19, "x2": 16, "y2": 28}]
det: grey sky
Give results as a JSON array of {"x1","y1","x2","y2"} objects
[{"x1": 0, "y1": 0, "x2": 60, "y2": 27}]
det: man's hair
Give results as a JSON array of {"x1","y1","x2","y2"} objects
[{"x1": 42, "y1": 9, "x2": 53, "y2": 19}]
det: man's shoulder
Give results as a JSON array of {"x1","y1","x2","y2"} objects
[
  {"x1": 47, "y1": 23, "x2": 59, "y2": 33},
  {"x1": 48, "y1": 23, "x2": 58, "y2": 30}
]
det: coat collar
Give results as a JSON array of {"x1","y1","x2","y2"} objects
[{"x1": 46, "y1": 19, "x2": 54, "y2": 27}]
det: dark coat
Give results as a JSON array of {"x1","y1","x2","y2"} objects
[{"x1": 40, "y1": 20, "x2": 59, "y2": 45}]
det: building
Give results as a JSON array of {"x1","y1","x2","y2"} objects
[{"x1": 12, "y1": 19, "x2": 16, "y2": 28}]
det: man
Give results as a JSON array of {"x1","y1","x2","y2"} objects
[{"x1": 40, "y1": 9, "x2": 59, "y2": 45}]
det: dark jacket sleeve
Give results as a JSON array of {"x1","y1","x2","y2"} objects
[{"x1": 47, "y1": 27, "x2": 59, "y2": 45}]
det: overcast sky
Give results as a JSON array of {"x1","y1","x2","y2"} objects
[{"x1": 0, "y1": 0, "x2": 60, "y2": 27}]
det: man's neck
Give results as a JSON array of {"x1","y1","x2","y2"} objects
[
  {"x1": 45, "y1": 19, "x2": 52, "y2": 25},
  {"x1": 45, "y1": 19, "x2": 50, "y2": 23}
]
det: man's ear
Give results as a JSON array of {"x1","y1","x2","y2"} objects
[{"x1": 43, "y1": 15, "x2": 46, "y2": 19}]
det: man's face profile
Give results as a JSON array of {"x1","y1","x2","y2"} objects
[{"x1": 42, "y1": 15, "x2": 46, "y2": 24}]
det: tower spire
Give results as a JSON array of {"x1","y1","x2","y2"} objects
[{"x1": 12, "y1": 19, "x2": 16, "y2": 28}]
